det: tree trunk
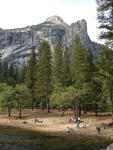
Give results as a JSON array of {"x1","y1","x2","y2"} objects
[
  {"x1": 46, "y1": 100, "x2": 50, "y2": 113},
  {"x1": 61, "y1": 109, "x2": 65, "y2": 117},
  {"x1": 85, "y1": 108, "x2": 87, "y2": 115},
  {"x1": 73, "y1": 107, "x2": 76, "y2": 118},
  {"x1": 40, "y1": 99, "x2": 43, "y2": 110},
  {"x1": 19, "y1": 109, "x2": 22, "y2": 119},
  {"x1": 111, "y1": 111, "x2": 113, "y2": 120},
  {"x1": 79, "y1": 106, "x2": 81, "y2": 116},
  {"x1": 46, "y1": 95, "x2": 50, "y2": 113},
  {"x1": 111, "y1": 100, "x2": 113, "y2": 120},
  {"x1": 8, "y1": 108, "x2": 11, "y2": 117},
  {"x1": 84, "y1": 109, "x2": 85, "y2": 115},
  {"x1": 84, "y1": 107, "x2": 87, "y2": 115},
  {"x1": 32, "y1": 105, "x2": 34, "y2": 111},
  {"x1": 95, "y1": 105, "x2": 98, "y2": 117},
  {"x1": 51, "y1": 105, "x2": 53, "y2": 111}
]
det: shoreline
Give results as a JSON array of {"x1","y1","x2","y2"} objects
[
  {"x1": 0, "y1": 110, "x2": 113, "y2": 140},
  {"x1": 0, "y1": 122, "x2": 112, "y2": 142}
]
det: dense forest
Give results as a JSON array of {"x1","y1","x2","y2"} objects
[{"x1": 0, "y1": 36, "x2": 113, "y2": 119}]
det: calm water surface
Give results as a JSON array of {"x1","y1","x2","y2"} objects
[{"x1": 0, "y1": 126, "x2": 112, "y2": 150}]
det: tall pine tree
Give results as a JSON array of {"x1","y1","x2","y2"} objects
[
  {"x1": 20, "y1": 62, "x2": 27, "y2": 84},
  {"x1": 96, "y1": 0, "x2": 113, "y2": 46},
  {"x1": 37, "y1": 41, "x2": 52, "y2": 111},
  {"x1": 52, "y1": 41, "x2": 63, "y2": 85},
  {"x1": 62, "y1": 47, "x2": 72, "y2": 87},
  {"x1": 96, "y1": 45, "x2": 113, "y2": 119},
  {"x1": 25, "y1": 47, "x2": 37, "y2": 109},
  {"x1": 71, "y1": 36, "x2": 95, "y2": 116},
  {"x1": 2, "y1": 61, "x2": 8, "y2": 82},
  {"x1": 0, "y1": 58, "x2": 2, "y2": 82}
]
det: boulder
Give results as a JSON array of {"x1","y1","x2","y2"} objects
[{"x1": 106, "y1": 144, "x2": 113, "y2": 150}]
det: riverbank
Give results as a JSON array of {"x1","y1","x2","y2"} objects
[
  {"x1": 0, "y1": 109, "x2": 113, "y2": 140},
  {"x1": 0, "y1": 125, "x2": 112, "y2": 150}
]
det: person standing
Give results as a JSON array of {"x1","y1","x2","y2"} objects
[
  {"x1": 76, "y1": 117, "x2": 80, "y2": 128},
  {"x1": 96, "y1": 127, "x2": 100, "y2": 134}
]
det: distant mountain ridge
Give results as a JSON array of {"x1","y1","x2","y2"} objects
[{"x1": 0, "y1": 16, "x2": 99, "y2": 66}]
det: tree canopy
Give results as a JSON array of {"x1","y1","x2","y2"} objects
[{"x1": 96, "y1": 0, "x2": 113, "y2": 46}]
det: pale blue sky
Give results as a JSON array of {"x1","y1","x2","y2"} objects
[{"x1": 0, "y1": 0, "x2": 101, "y2": 43}]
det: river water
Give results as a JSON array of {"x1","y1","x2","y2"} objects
[{"x1": 0, "y1": 126, "x2": 112, "y2": 150}]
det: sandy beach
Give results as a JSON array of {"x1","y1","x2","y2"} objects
[{"x1": 0, "y1": 109, "x2": 113, "y2": 139}]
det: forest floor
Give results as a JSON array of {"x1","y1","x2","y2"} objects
[{"x1": 0, "y1": 109, "x2": 113, "y2": 139}]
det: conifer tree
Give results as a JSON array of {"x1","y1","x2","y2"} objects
[
  {"x1": 19, "y1": 62, "x2": 27, "y2": 84},
  {"x1": 0, "y1": 83, "x2": 15, "y2": 117},
  {"x1": 6, "y1": 63, "x2": 16, "y2": 87},
  {"x1": 96, "y1": 46, "x2": 113, "y2": 119},
  {"x1": 62, "y1": 47, "x2": 72, "y2": 87},
  {"x1": 37, "y1": 41, "x2": 52, "y2": 111},
  {"x1": 25, "y1": 47, "x2": 37, "y2": 109},
  {"x1": 14, "y1": 67, "x2": 19, "y2": 82},
  {"x1": 72, "y1": 36, "x2": 92, "y2": 87},
  {"x1": 0, "y1": 59, "x2": 2, "y2": 82},
  {"x1": 8, "y1": 63, "x2": 14, "y2": 78},
  {"x1": 96, "y1": 0, "x2": 113, "y2": 46},
  {"x1": 52, "y1": 41, "x2": 63, "y2": 85},
  {"x1": 71, "y1": 36, "x2": 95, "y2": 116},
  {"x1": 25, "y1": 47, "x2": 36, "y2": 88},
  {"x1": 14, "y1": 84, "x2": 31, "y2": 118},
  {"x1": 1, "y1": 61, "x2": 8, "y2": 82}
]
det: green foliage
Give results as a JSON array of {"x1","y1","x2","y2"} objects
[
  {"x1": 13, "y1": 84, "x2": 31, "y2": 118},
  {"x1": 72, "y1": 36, "x2": 94, "y2": 87},
  {"x1": 96, "y1": 0, "x2": 113, "y2": 46},
  {"x1": 36, "y1": 41, "x2": 52, "y2": 109},
  {"x1": 19, "y1": 62, "x2": 27, "y2": 83},
  {"x1": 25, "y1": 47, "x2": 36, "y2": 89},
  {"x1": 25, "y1": 47, "x2": 37, "y2": 108},
  {"x1": 0, "y1": 61, "x2": 9, "y2": 83},
  {"x1": 71, "y1": 36, "x2": 96, "y2": 113},
  {"x1": 50, "y1": 83, "x2": 69, "y2": 108},
  {"x1": 7, "y1": 77, "x2": 16, "y2": 87},
  {"x1": 50, "y1": 84, "x2": 88, "y2": 111},
  {"x1": 1, "y1": 39, "x2": 113, "y2": 116},
  {"x1": 52, "y1": 41, "x2": 63, "y2": 84},
  {"x1": 0, "y1": 83, "x2": 15, "y2": 116},
  {"x1": 62, "y1": 47, "x2": 72, "y2": 87},
  {"x1": 14, "y1": 84, "x2": 31, "y2": 109},
  {"x1": 96, "y1": 46, "x2": 113, "y2": 112},
  {"x1": 0, "y1": 59, "x2": 2, "y2": 82},
  {"x1": 8, "y1": 63, "x2": 15, "y2": 78}
]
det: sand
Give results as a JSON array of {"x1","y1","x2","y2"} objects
[{"x1": 0, "y1": 109, "x2": 113, "y2": 139}]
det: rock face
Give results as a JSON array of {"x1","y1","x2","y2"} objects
[
  {"x1": 0, "y1": 16, "x2": 99, "y2": 66},
  {"x1": 101, "y1": 143, "x2": 113, "y2": 150},
  {"x1": 106, "y1": 144, "x2": 113, "y2": 150},
  {"x1": 62, "y1": 19, "x2": 99, "y2": 58}
]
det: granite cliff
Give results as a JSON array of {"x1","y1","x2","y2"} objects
[{"x1": 0, "y1": 16, "x2": 99, "y2": 66}]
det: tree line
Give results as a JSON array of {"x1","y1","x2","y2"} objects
[{"x1": 0, "y1": 35, "x2": 113, "y2": 119}]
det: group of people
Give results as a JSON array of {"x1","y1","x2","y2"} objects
[
  {"x1": 32, "y1": 118, "x2": 43, "y2": 123},
  {"x1": 69, "y1": 116, "x2": 101, "y2": 134},
  {"x1": 69, "y1": 117, "x2": 81, "y2": 128}
]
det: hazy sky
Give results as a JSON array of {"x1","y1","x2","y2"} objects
[{"x1": 0, "y1": 0, "x2": 101, "y2": 43}]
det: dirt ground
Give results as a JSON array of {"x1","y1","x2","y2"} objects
[{"x1": 0, "y1": 109, "x2": 113, "y2": 139}]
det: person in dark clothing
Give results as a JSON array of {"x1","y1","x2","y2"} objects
[{"x1": 96, "y1": 127, "x2": 100, "y2": 134}]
